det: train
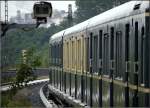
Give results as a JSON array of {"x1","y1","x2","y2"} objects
[{"x1": 49, "y1": 1, "x2": 150, "y2": 107}]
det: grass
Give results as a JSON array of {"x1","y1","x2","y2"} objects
[
  {"x1": 37, "y1": 76, "x2": 49, "y2": 80},
  {"x1": 1, "y1": 89, "x2": 32, "y2": 108},
  {"x1": 1, "y1": 77, "x2": 15, "y2": 84}
]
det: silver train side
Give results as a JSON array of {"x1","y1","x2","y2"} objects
[{"x1": 49, "y1": 1, "x2": 150, "y2": 107}]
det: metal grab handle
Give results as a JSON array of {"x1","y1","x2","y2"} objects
[
  {"x1": 125, "y1": 61, "x2": 130, "y2": 72},
  {"x1": 110, "y1": 60, "x2": 115, "y2": 70},
  {"x1": 134, "y1": 62, "x2": 139, "y2": 73},
  {"x1": 89, "y1": 59, "x2": 92, "y2": 67},
  {"x1": 99, "y1": 59, "x2": 102, "y2": 68}
]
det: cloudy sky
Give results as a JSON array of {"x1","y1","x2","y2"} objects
[{"x1": 0, "y1": 0, "x2": 76, "y2": 21}]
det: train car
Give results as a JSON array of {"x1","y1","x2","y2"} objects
[{"x1": 49, "y1": 1, "x2": 150, "y2": 107}]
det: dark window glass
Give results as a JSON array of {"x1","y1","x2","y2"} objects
[
  {"x1": 86, "y1": 38, "x2": 89, "y2": 72},
  {"x1": 36, "y1": 7, "x2": 40, "y2": 14},
  {"x1": 141, "y1": 26, "x2": 144, "y2": 83},
  {"x1": 93, "y1": 36, "x2": 98, "y2": 73},
  {"x1": 103, "y1": 33, "x2": 109, "y2": 75},
  {"x1": 125, "y1": 24, "x2": 130, "y2": 61},
  {"x1": 110, "y1": 27, "x2": 114, "y2": 60},
  {"x1": 116, "y1": 31, "x2": 122, "y2": 77},
  {"x1": 99, "y1": 30, "x2": 103, "y2": 59},
  {"x1": 133, "y1": 4, "x2": 141, "y2": 10},
  {"x1": 90, "y1": 33, "x2": 93, "y2": 59},
  {"x1": 135, "y1": 22, "x2": 138, "y2": 61},
  {"x1": 43, "y1": 7, "x2": 49, "y2": 14}
]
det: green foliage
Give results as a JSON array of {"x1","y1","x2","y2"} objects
[
  {"x1": 1, "y1": 28, "x2": 48, "y2": 69},
  {"x1": 25, "y1": 47, "x2": 41, "y2": 68},
  {"x1": 1, "y1": 77, "x2": 15, "y2": 84},
  {"x1": 74, "y1": 0, "x2": 130, "y2": 23},
  {"x1": 1, "y1": 91, "x2": 12, "y2": 107},
  {"x1": 15, "y1": 64, "x2": 35, "y2": 87},
  {"x1": 1, "y1": 0, "x2": 131, "y2": 70},
  {"x1": 1, "y1": 90, "x2": 32, "y2": 107}
]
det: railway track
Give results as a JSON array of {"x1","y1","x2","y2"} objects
[{"x1": 40, "y1": 83, "x2": 72, "y2": 108}]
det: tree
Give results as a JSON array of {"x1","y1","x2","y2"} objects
[
  {"x1": 74, "y1": 0, "x2": 130, "y2": 24},
  {"x1": 12, "y1": 47, "x2": 42, "y2": 88},
  {"x1": 15, "y1": 64, "x2": 35, "y2": 88}
]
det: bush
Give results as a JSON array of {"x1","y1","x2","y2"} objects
[{"x1": 15, "y1": 64, "x2": 36, "y2": 88}]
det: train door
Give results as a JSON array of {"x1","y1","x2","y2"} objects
[
  {"x1": 115, "y1": 30, "x2": 123, "y2": 78},
  {"x1": 103, "y1": 33, "x2": 109, "y2": 76},
  {"x1": 85, "y1": 37, "x2": 89, "y2": 104},
  {"x1": 92, "y1": 31, "x2": 99, "y2": 107},
  {"x1": 102, "y1": 25, "x2": 110, "y2": 107},
  {"x1": 114, "y1": 22, "x2": 124, "y2": 106}
]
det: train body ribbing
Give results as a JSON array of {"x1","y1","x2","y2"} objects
[{"x1": 49, "y1": 1, "x2": 150, "y2": 107}]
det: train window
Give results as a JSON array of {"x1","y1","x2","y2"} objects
[
  {"x1": 77, "y1": 39, "x2": 81, "y2": 70},
  {"x1": 36, "y1": 7, "x2": 40, "y2": 14},
  {"x1": 72, "y1": 41, "x2": 74, "y2": 69},
  {"x1": 43, "y1": 7, "x2": 49, "y2": 14},
  {"x1": 141, "y1": 26, "x2": 144, "y2": 84},
  {"x1": 116, "y1": 31, "x2": 122, "y2": 78},
  {"x1": 70, "y1": 40, "x2": 72, "y2": 69},
  {"x1": 98, "y1": 30, "x2": 103, "y2": 75},
  {"x1": 67, "y1": 42, "x2": 69, "y2": 68},
  {"x1": 54, "y1": 45, "x2": 56, "y2": 66},
  {"x1": 125, "y1": 24, "x2": 130, "y2": 61},
  {"x1": 86, "y1": 38, "x2": 89, "y2": 72},
  {"x1": 90, "y1": 33, "x2": 93, "y2": 59},
  {"x1": 58, "y1": 44, "x2": 61, "y2": 66},
  {"x1": 110, "y1": 27, "x2": 114, "y2": 60},
  {"x1": 55, "y1": 45, "x2": 57, "y2": 65},
  {"x1": 103, "y1": 33, "x2": 109, "y2": 75},
  {"x1": 99, "y1": 30, "x2": 103, "y2": 59},
  {"x1": 135, "y1": 22, "x2": 138, "y2": 62},
  {"x1": 50, "y1": 45, "x2": 52, "y2": 65},
  {"x1": 133, "y1": 4, "x2": 141, "y2": 10},
  {"x1": 52, "y1": 45, "x2": 54, "y2": 65},
  {"x1": 93, "y1": 35, "x2": 98, "y2": 73},
  {"x1": 89, "y1": 33, "x2": 93, "y2": 74}
]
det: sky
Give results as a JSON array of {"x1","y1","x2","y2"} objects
[{"x1": 0, "y1": 0, "x2": 76, "y2": 21}]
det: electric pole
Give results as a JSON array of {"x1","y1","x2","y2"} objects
[
  {"x1": 68, "y1": 4, "x2": 73, "y2": 26},
  {"x1": 5, "y1": 0, "x2": 8, "y2": 24}
]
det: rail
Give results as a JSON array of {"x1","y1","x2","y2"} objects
[{"x1": 40, "y1": 83, "x2": 53, "y2": 108}]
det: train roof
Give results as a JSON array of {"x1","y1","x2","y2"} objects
[{"x1": 49, "y1": 1, "x2": 149, "y2": 44}]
